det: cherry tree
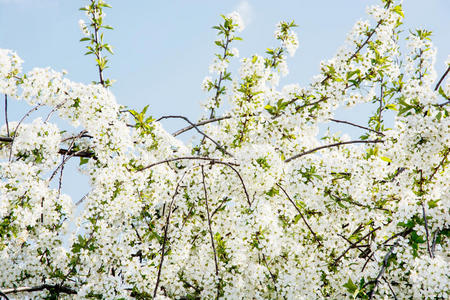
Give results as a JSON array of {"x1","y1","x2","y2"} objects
[{"x1": 0, "y1": 0, "x2": 449, "y2": 299}]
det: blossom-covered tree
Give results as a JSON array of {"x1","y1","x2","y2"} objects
[{"x1": 0, "y1": 0, "x2": 449, "y2": 299}]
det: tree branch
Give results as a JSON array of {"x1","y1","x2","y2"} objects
[
  {"x1": 338, "y1": 234, "x2": 398, "y2": 300},
  {"x1": 285, "y1": 140, "x2": 383, "y2": 163},
  {"x1": 4, "y1": 94, "x2": 9, "y2": 137},
  {"x1": 434, "y1": 65, "x2": 450, "y2": 91},
  {"x1": 329, "y1": 118, "x2": 385, "y2": 136},
  {"x1": 421, "y1": 202, "x2": 433, "y2": 258},
  {"x1": 277, "y1": 183, "x2": 322, "y2": 246},
  {"x1": 428, "y1": 148, "x2": 449, "y2": 182},
  {"x1": 138, "y1": 156, "x2": 238, "y2": 172},
  {"x1": 0, "y1": 136, "x2": 95, "y2": 159},
  {"x1": 1, "y1": 284, "x2": 77, "y2": 296},
  {"x1": 333, "y1": 226, "x2": 381, "y2": 266},
  {"x1": 201, "y1": 166, "x2": 220, "y2": 299},
  {"x1": 262, "y1": 253, "x2": 278, "y2": 292},
  {"x1": 8, "y1": 104, "x2": 43, "y2": 161},
  {"x1": 0, "y1": 290, "x2": 8, "y2": 300},
  {"x1": 157, "y1": 115, "x2": 232, "y2": 156},
  {"x1": 153, "y1": 170, "x2": 190, "y2": 298},
  {"x1": 49, "y1": 130, "x2": 88, "y2": 182},
  {"x1": 172, "y1": 115, "x2": 230, "y2": 137},
  {"x1": 368, "y1": 240, "x2": 399, "y2": 300},
  {"x1": 209, "y1": 35, "x2": 231, "y2": 119}
]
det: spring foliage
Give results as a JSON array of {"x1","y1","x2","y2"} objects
[{"x1": 0, "y1": 0, "x2": 449, "y2": 299}]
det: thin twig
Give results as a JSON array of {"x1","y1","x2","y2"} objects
[
  {"x1": 57, "y1": 148, "x2": 94, "y2": 158},
  {"x1": 210, "y1": 197, "x2": 229, "y2": 219},
  {"x1": 153, "y1": 170, "x2": 191, "y2": 298},
  {"x1": 277, "y1": 183, "x2": 322, "y2": 246},
  {"x1": 0, "y1": 290, "x2": 9, "y2": 300},
  {"x1": 138, "y1": 156, "x2": 238, "y2": 172},
  {"x1": 201, "y1": 166, "x2": 220, "y2": 299},
  {"x1": 349, "y1": 20, "x2": 383, "y2": 63},
  {"x1": 434, "y1": 66, "x2": 450, "y2": 91},
  {"x1": 328, "y1": 192, "x2": 391, "y2": 212},
  {"x1": 61, "y1": 132, "x2": 93, "y2": 143},
  {"x1": 431, "y1": 229, "x2": 439, "y2": 257},
  {"x1": 75, "y1": 193, "x2": 89, "y2": 206},
  {"x1": 368, "y1": 240, "x2": 399, "y2": 300},
  {"x1": 421, "y1": 203, "x2": 433, "y2": 258},
  {"x1": 262, "y1": 254, "x2": 278, "y2": 292},
  {"x1": 428, "y1": 148, "x2": 449, "y2": 182},
  {"x1": 4, "y1": 94, "x2": 9, "y2": 137},
  {"x1": 44, "y1": 98, "x2": 70, "y2": 123},
  {"x1": 378, "y1": 79, "x2": 383, "y2": 127},
  {"x1": 338, "y1": 235, "x2": 398, "y2": 300},
  {"x1": 49, "y1": 131, "x2": 87, "y2": 182},
  {"x1": 285, "y1": 95, "x2": 328, "y2": 109},
  {"x1": 215, "y1": 162, "x2": 251, "y2": 207},
  {"x1": 90, "y1": 3, "x2": 105, "y2": 86},
  {"x1": 333, "y1": 226, "x2": 381, "y2": 266},
  {"x1": 285, "y1": 140, "x2": 383, "y2": 163},
  {"x1": 381, "y1": 228, "x2": 412, "y2": 247},
  {"x1": 8, "y1": 104, "x2": 43, "y2": 161},
  {"x1": 157, "y1": 115, "x2": 232, "y2": 156},
  {"x1": 172, "y1": 115, "x2": 230, "y2": 137},
  {"x1": 329, "y1": 118, "x2": 384, "y2": 136}
]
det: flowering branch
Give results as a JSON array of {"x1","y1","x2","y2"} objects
[
  {"x1": 367, "y1": 240, "x2": 399, "y2": 300},
  {"x1": 0, "y1": 284, "x2": 77, "y2": 296},
  {"x1": 153, "y1": 170, "x2": 190, "y2": 298},
  {"x1": 434, "y1": 65, "x2": 449, "y2": 91},
  {"x1": 0, "y1": 136, "x2": 94, "y2": 158},
  {"x1": 79, "y1": 0, "x2": 114, "y2": 87},
  {"x1": 201, "y1": 166, "x2": 220, "y2": 298},
  {"x1": 138, "y1": 156, "x2": 238, "y2": 171},
  {"x1": 333, "y1": 226, "x2": 381, "y2": 266},
  {"x1": 277, "y1": 183, "x2": 322, "y2": 246}
]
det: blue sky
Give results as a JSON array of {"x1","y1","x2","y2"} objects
[{"x1": 0, "y1": 0, "x2": 449, "y2": 199}]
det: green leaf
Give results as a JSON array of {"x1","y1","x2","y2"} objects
[
  {"x1": 428, "y1": 199, "x2": 439, "y2": 209},
  {"x1": 380, "y1": 156, "x2": 392, "y2": 163},
  {"x1": 79, "y1": 157, "x2": 89, "y2": 166},
  {"x1": 438, "y1": 86, "x2": 449, "y2": 100},
  {"x1": 343, "y1": 278, "x2": 357, "y2": 294},
  {"x1": 385, "y1": 103, "x2": 397, "y2": 111},
  {"x1": 104, "y1": 44, "x2": 114, "y2": 54}
]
